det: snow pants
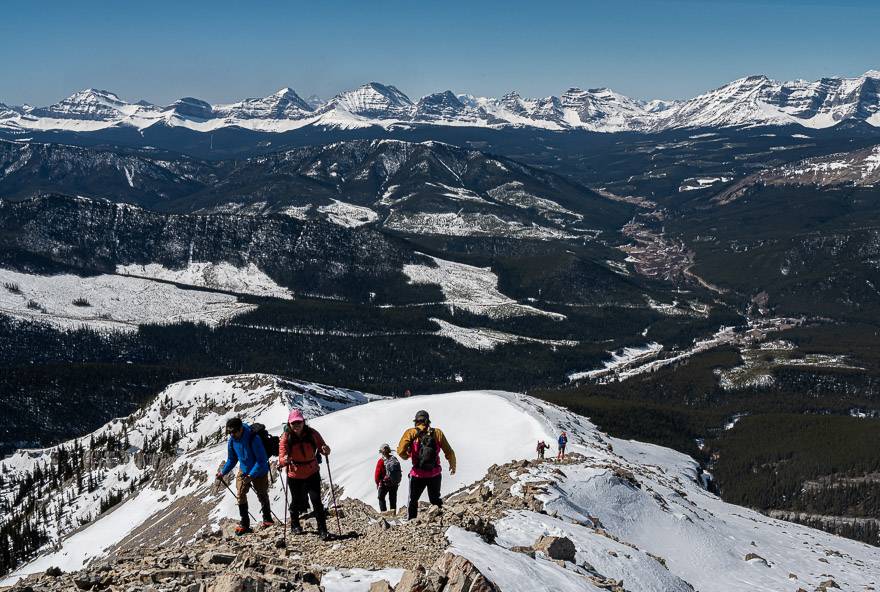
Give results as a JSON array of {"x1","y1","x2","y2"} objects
[
  {"x1": 287, "y1": 472, "x2": 327, "y2": 532},
  {"x1": 407, "y1": 474, "x2": 442, "y2": 519},
  {"x1": 378, "y1": 481, "x2": 399, "y2": 512}
]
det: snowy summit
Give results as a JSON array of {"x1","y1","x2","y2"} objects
[{"x1": 3, "y1": 375, "x2": 879, "y2": 591}]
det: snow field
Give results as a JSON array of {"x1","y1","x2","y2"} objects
[
  {"x1": 317, "y1": 199, "x2": 379, "y2": 228},
  {"x1": 0, "y1": 267, "x2": 255, "y2": 332},
  {"x1": 403, "y1": 254, "x2": 564, "y2": 320},
  {"x1": 116, "y1": 262, "x2": 293, "y2": 299},
  {"x1": 431, "y1": 318, "x2": 577, "y2": 351}
]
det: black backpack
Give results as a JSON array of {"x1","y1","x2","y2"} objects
[
  {"x1": 414, "y1": 428, "x2": 438, "y2": 471},
  {"x1": 383, "y1": 455, "x2": 402, "y2": 484},
  {"x1": 250, "y1": 423, "x2": 279, "y2": 458}
]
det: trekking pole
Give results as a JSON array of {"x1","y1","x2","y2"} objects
[
  {"x1": 218, "y1": 477, "x2": 256, "y2": 522},
  {"x1": 324, "y1": 455, "x2": 343, "y2": 535},
  {"x1": 283, "y1": 471, "x2": 288, "y2": 545}
]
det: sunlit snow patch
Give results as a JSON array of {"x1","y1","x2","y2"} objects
[
  {"x1": 431, "y1": 317, "x2": 577, "y2": 350},
  {"x1": 568, "y1": 342, "x2": 664, "y2": 382},
  {"x1": 0, "y1": 268, "x2": 254, "y2": 332},
  {"x1": 403, "y1": 254, "x2": 564, "y2": 319},
  {"x1": 384, "y1": 211, "x2": 575, "y2": 240},
  {"x1": 116, "y1": 262, "x2": 293, "y2": 299},
  {"x1": 318, "y1": 199, "x2": 379, "y2": 228}
]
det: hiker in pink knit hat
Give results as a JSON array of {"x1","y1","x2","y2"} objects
[{"x1": 278, "y1": 408, "x2": 332, "y2": 539}]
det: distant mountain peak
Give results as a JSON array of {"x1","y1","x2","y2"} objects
[
  {"x1": 165, "y1": 97, "x2": 214, "y2": 120},
  {"x1": 328, "y1": 82, "x2": 413, "y2": 118}
]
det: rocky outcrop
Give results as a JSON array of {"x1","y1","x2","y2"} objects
[{"x1": 7, "y1": 456, "x2": 580, "y2": 592}]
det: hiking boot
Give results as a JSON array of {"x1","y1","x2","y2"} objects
[
  {"x1": 259, "y1": 520, "x2": 274, "y2": 528},
  {"x1": 318, "y1": 528, "x2": 331, "y2": 541},
  {"x1": 290, "y1": 524, "x2": 303, "y2": 534},
  {"x1": 234, "y1": 525, "x2": 252, "y2": 536}
]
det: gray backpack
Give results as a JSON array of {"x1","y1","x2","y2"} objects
[{"x1": 383, "y1": 455, "x2": 402, "y2": 485}]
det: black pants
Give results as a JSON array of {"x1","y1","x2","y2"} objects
[
  {"x1": 378, "y1": 481, "x2": 398, "y2": 512},
  {"x1": 287, "y1": 472, "x2": 326, "y2": 532},
  {"x1": 407, "y1": 474, "x2": 442, "y2": 519}
]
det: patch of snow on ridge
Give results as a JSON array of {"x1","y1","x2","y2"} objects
[
  {"x1": 487, "y1": 181, "x2": 583, "y2": 220},
  {"x1": 0, "y1": 267, "x2": 254, "y2": 332},
  {"x1": 278, "y1": 204, "x2": 313, "y2": 220},
  {"x1": 321, "y1": 568, "x2": 406, "y2": 592},
  {"x1": 679, "y1": 176, "x2": 732, "y2": 192},
  {"x1": 568, "y1": 342, "x2": 664, "y2": 382},
  {"x1": 384, "y1": 211, "x2": 575, "y2": 240},
  {"x1": 403, "y1": 254, "x2": 564, "y2": 319},
  {"x1": 116, "y1": 262, "x2": 293, "y2": 299},
  {"x1": 318, "y1": 199, "x2": 379, "y2": 227},
  {"x1": 431, "y1": 317, "x2": 577, "y2": 350}
]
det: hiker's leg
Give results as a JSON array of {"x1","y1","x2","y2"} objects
[
  {"x1": 306, "y1": 473, "x2": 326, "y2": 532},
  {"x1": 378, "y1": 484, "x2": 387, "y2": 512},
  {"x1": 426, "y1": 474, "x2": 442, "y2": 507},
  {"x1": 252, "y1": 474, "x2": 271, "y2": 522},
  {"x1": 389, "y1": 484, "x2": 398, "y2": 511},
  {"x1": 408, "y1": 476, "x2": 428, "y2": 519},
  {"x1": 236, "y1": 472, "x2": 252, "y2": 528},
  {"x1": 287, "y1": 477, "x2": 304, "y2": 527}
]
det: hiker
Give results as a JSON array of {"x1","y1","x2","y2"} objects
[
  {"x1": 374, "y1": 443, "x2": 402, "y2": 513},
  {"x1": 278, "y1": 409, "x2": 332, "y2": 540},
  {"x1": 557, "y1": 431, "x2": 568, "y2": 460},
  {"x1": 397, "y1": 410, "x2": 456, "y2": 520},
  {"x1": 403, "y1": 389, "x2": 412, "y2": 398},
  {"x1": 215, "y1": 417, "x2": 272, "y2": 535},
  {"x1": 536, "y1": 440, "x2": 549, "y2": 460}
]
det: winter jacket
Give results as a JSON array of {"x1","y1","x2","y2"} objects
[
  {"x1": 397, "y1": 424, "x2": 456, "y2": 479},
  {"x1": 374, "y1": 458, "x2": 386, "y2": 485},
  {"x1": 537, "y1": 441, "x2": 548, "y2": 452},
  {"x1": 558, "y1": 434, "x2": 568, "y2": 448},
  {"x1": 279, "y1": 426, "x2": 326, "y2": 480},
  {"x1": 220, "y1": 423, "x2": 269, "y2": 478}
]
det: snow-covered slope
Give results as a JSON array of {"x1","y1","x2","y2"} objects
[
  {"x1": 0, "y1": 266, "x2": 258, "y2": 331},
  {"x1": 0, "y1": 374, "x2": 373, "y2": 581},
  {"x1": 715, "y1": 143, "x2": 880, "y2": 204},
  {"x1": 4, "y1": 70, "x2": 879, "y2": 135},
  {"x1": 656, "y1": 71, "x2": 880, "y2": 130},
  {"x1": 5, "y1": 379, "x2": 880, "y2": 590}
]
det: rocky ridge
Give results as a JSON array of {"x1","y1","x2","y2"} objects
[{"x1": 4, "y1": 455, "x2": 633, "y2": 592}]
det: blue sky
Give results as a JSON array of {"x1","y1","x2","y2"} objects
[{"x1": 2, "y1": 0, "x2": 877, "y2": 106}]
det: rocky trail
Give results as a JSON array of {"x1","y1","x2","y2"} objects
[{"x1": 4, "y1": 456, "x2": 609, "y2": 592}]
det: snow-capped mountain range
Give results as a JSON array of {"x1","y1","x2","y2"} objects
[{"x1": 2, "y1": 71, "x2": 879, "y2": 135}]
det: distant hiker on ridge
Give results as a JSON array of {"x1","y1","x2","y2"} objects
[
  {"x1": 536, "y1": 440, "x2": 549, "y2": 460},
  {"x1": 374, "y1": 443, "x2": 403, "y2": 513},
  {"x1": 278, "y1": 409, "x2": 332, "y2": 540},
  {"x1": 397, "y1": 410, "x2": 456, "y2": 520},
  {"x1": 557, "y1": 431, "x2": 568, "y2": 460},
  {"x1": 216, "y1": 417, "x2": 273, "y2": 535}
]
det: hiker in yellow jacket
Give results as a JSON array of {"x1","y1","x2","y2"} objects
[{"x1": 397, "y1": 410, "x2": 456, "y2": 519}]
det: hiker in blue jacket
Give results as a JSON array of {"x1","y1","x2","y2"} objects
[
  {"x1": 215, "y1": 417, "x2": 273, "y2": 535},
  {"x1": 557, "y1": 431, "x2": 568, "y2": 461}
]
